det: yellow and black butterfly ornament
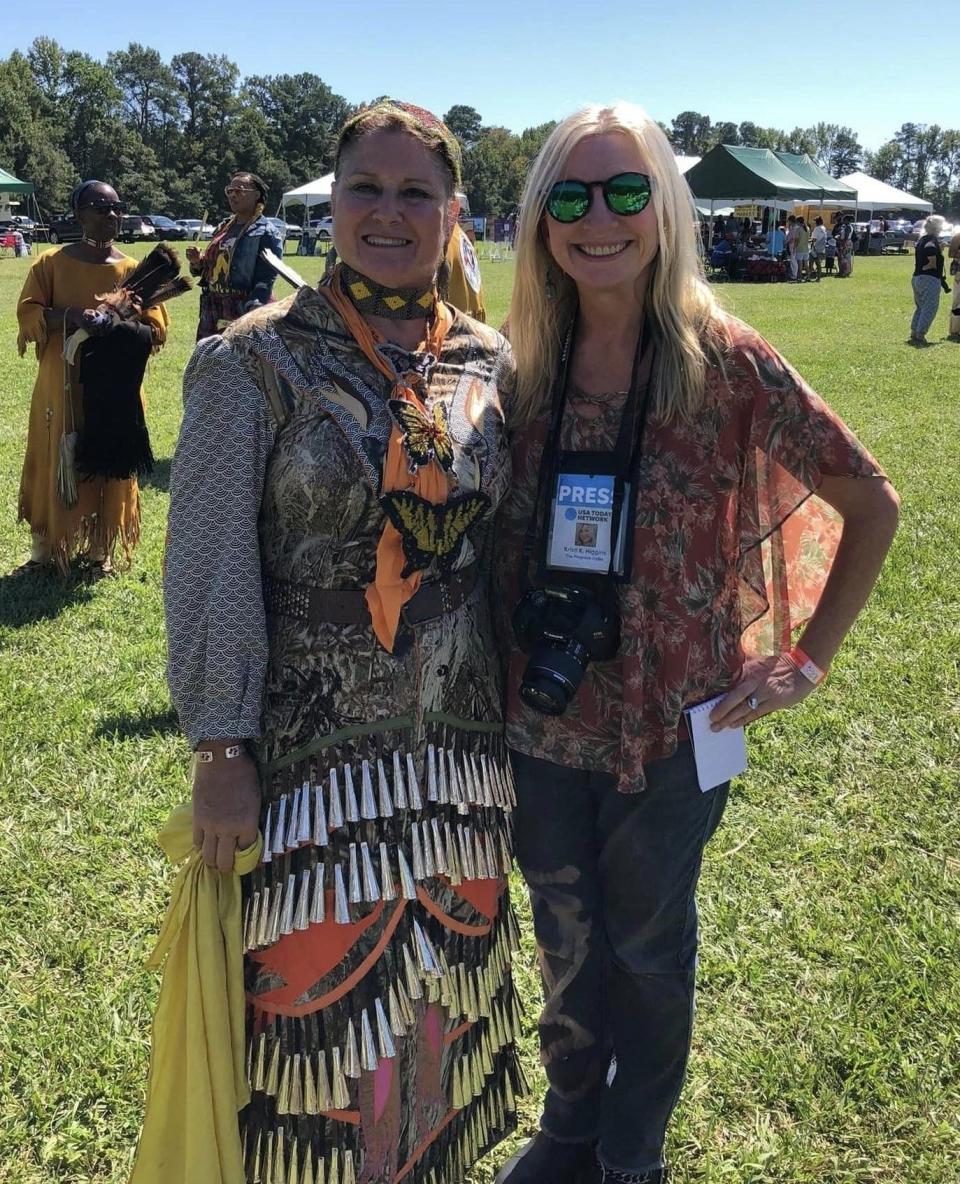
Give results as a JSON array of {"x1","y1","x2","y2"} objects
[
  {"x1": 389, "y1": 398, "x2": 455, "y2": 474},
  {"x1": 380, "y1": 489, "x2": 490, "y2": 578}
]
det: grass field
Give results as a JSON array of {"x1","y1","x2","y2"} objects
[{"x1": 0, "y1": 245, "x2": 958, "y2": 1184}]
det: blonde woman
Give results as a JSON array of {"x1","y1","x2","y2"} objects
[{"x1": 495, "y1": 102, "x2": 899, "y2": 1184}]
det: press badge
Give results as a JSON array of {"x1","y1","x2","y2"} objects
[{"x1": 544, "y1": 466, "x2": 631, "y2": 577}]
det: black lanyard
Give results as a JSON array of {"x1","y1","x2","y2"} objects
[{"x1": 520, "y1": 315, "x2": 654, "y2": 587}]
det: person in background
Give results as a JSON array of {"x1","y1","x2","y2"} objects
[
  {"x1": 444, "y1": 219, "x2": 487, "y2": 320},
  {"x1": 910, "y1": 214, "x2": 950, "y2": 345},
  {"x1": 947, "y1": 224, "x2": 960, "y2": 341},
  {"x1": 709, "y1": 230, "x2": 739, "y2": 280},
  {"x1": 496, "y1": 99, "x2": 899, "y2": 1184},
  {"x1": 837, "y1": 215, "x2": 855, "y2": 277},
  {"x1": 186, "y1": 171, "x2": 282, "y2": 340},
  {"x1": 785, "y1": 214, "x2": 799, "y2": 280},
  {"x1": 765, "y1": 222, "x2": 785, "y2": 258},
  {"x1": 825, "y1": 230, "x2": 838, "y2": 274},
  {"x1": 14, "y1": 180, "x2": 169, "y2": 577},
  {"x1": 810, "y1": 215, "x2": 828, "y2": 281},
  {"x1": 794, "y1": 216, "x2": 811, "y2": 282}
]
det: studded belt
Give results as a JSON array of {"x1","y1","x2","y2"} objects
[{"x1": 264, "y1": 563, "x2": 479, "y2": 629}]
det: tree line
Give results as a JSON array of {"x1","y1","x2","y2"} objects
[{"x1": 2, "y1": 40, "x2": 958, "y2": 220}]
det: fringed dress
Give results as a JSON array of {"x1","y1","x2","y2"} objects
[
  {"x1": 164, "y1": 284, "x2": 524, "y2": 1184},
  {"x1": 16, "y1": 248, "x2": 169, "y2": 570}
]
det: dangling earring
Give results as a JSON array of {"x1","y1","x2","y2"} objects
[{"x1": 545, "y1": 262, "x2": 557, "y2": 301}]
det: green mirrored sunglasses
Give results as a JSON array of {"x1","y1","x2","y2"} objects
[{"x1": 546, "y1": 172, "x2": 653, "y2": 223}]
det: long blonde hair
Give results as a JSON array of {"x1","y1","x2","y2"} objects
[{"x1": 509, "y1": 101, "x2": 726, "y2": 424}]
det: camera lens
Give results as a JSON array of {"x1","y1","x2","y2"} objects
[{"x1": 519, "y1": 644, "x2": 590, "y2": 716}]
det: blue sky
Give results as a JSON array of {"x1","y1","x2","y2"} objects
[{"x1": 5, "y1": 1, "x2": 949, "y2": 152}]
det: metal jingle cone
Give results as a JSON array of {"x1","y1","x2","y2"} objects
[
  {"x1": 447, "y1": 748, "x2": 461, "y2": 805},
  {"x1": 272, "y1": 794, "x2": 288, "y2": 855},
  {"x1": 388, "y1": 983, "x2": 406, "y2": 1037},
  {"x1": 360, "y1": 841, "x2": 380, "y2": 902},
  {"x1": 331, "y1": 1047, "x2": 350, "y2": 1108},
  {"x1": 392, "y1": 750, "x2": 408, "y2": 810},
  {"x1": 426, "y1": 743, "x2": 439, "y2": 802},
  {"x1": 406, "y1": 751, "x2": 423, "y2": 810},
  {"x1": 263, "y1": 1131, "x2": 274, "y2": 1184},
  {"x1": 343, "y1": 1017, "x2": 361, "y2": 1079},
  {"x1": 302, "y1": 1149, "x2": 316, "y2": 1184},
  {"x1": 471, "y1": 752, "x2": 489, "y2": 807},
  {"x1": 313, "y1": 779, "x2": 329, "y2": 847},
  {"x1": 316, "y1": 1050, "x2": 333, "y2": 1109},
  {"x1": 256, "y1": 886, "x2": 272, "y2": 949},
  {"x1": 280, "y1": 872, "x2": 297, "y2": 936},
  {"x1": 445, "y1": 822, "x2": 462, "y2": 886},
  {"x1": 413, "y1": 918, "x2": 440, "y2": 975},
  {"x1": 309, "y1": 863, "x2": 326, "y2": 924},
  {"x1": 396, "y1": 846, "x2": 416, "y2": 900},
  {"x1": 371, "y1": 989, "x2": 395, "y2": 1056},
  {"x1": 262, "y1": 804, "x2": 273, "y2": 863},
  {"x1": 244, "y1": 891, "x2": 260, "y2": 952},
  {"x1": 297, "y1": 781, "x2": 312, "y2": 845},
  {"x1": 431, "y1": 817, "x2": 448, "y2": 874},
  {"x1": 420, "y1": 820, "x2": 436, "y2": 878},
  {"x1": 376, "y1": 757, "x2": 394, "y2": 818},
  {"x1": 294, "y1": 868, "x2": 311, "y2": 931},
  {"x1": 253, "y1": 1031, "x2": 267, "y2": 1091},
  {"x1": 344, "y1": 763, "x2": 360, "y2": 823},
  {"x1": 302, "y1": 1052, "x2": 319, "y2": 1114},
  {"x1": 250, "y1": 1129, "x2": 263, "y2": 1183},
  {"x1": 347, "y1": 843, "x2": 362, "y2": 904},
  {"x1": 289, "y1": 1051, "x2": 304, "y2": 1114},
  {"x1": 333, "y1": 863, "x2": 350, "y2": 924},
  {"x1": 265, "y1": 1034, "x2": 281, "y2": 1095},
  {"x1": 359, "y1": 1007, "x2": 378, "y2": 1071},
  {"x1": 473, "y1": 830, "x2": 489, "y2": 881},
  {"x1": 270, "y1": 881, "x2": 285, "y2": 946},
  {"x1": 379, "y1": 841, "x2": 397, "y2": 901},
  {"x1": 328, "y1": 1148, "x2": 341, "y2": 1184},
  {"x1": 403, "y1": 942, "x2": 423, "y2": 999},
  {"x1": 396, "y1": 975, "x2": 416, "y2": 1026},
  {"x1": 438, "y1": 748, "x2": 451, "y2": 805},
  {"x1": 328, "y1": 767, "x2": 344, "y2": 830},
  {"x1": 460, "y1": 750, "x2": 477, "y2": 805},
  {"x1": 359, "y1": 759, "x2": 377, "y2": 820},
  {"x1": 274, "y1": 1128, "x2": 287, "y2": 1184},
  {"x1": 409, "y1": 825, "x2": 427, "y2": 882},
  {"x1": 480, "y1": 753, "x2": 500, "y2": 809},
  {"x1": 342, "y1": 1149, "x2": 357, "y2": 1184}
]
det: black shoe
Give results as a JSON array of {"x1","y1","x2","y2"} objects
[
  {"x1": 496, "y1": 1133, "x2": 599, "y2": 1183},
  {"x1": 601, "y1": 1167, "x2": 667, "y2": 1183}
]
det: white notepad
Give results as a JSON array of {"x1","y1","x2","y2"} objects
[{"x1": 684, "y1": 695, "x2": 748, "y2": 792}]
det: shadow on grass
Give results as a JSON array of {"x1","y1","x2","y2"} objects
[
  {"x1": 94, "y1": 706, "x2": 179, "y2": 740},
  {"x1": 0, "y1": 565, "x2": 95, "y2": 628},
  {"x1": 141, "y1": 456, "x2": 171, "y2": 492}
]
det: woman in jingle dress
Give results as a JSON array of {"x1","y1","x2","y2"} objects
[{"x1": 163, "y1": 102, "x2": 524, "y2": 1184}]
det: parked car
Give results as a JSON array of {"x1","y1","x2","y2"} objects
[
  {"x1": 306, "y1": 216, "x2": 333, "y2": 241},
  {"x1": 284, "y1": 221, "x2": 302, "y2": 239},
  {"x1": 118, "y1": 215, "x2": 156, "y2": 243},
  {"x1": 144, "y1": 214, "x2": 185, "y2": 240},
  {"x1": 266, "y1": 216, "x2": 289, "y2": 242},
  {"x1": 175, "y1": 219, "x2": 215, "y2": 240},
  {"x1": 35, "y1": 212, "x2": 82, "y2": 244},
  {"x1": 909, "y1": 217, "x2": 955, "y2": 245}
]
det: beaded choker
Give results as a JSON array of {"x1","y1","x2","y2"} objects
[
  {"x1": 82, "y1": 235, "x2": 115, "y2": 249},
  {"x1": 340, "y1": 263, "x2": 436, "y2": 320}
]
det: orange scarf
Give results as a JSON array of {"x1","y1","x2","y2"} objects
[{"x1": 323, "y1": 268, "x2": 454, "y2": 652}]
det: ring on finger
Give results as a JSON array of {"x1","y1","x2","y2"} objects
[{"x1": 747, "y1": 694, "x2": 759, "y2": 710}]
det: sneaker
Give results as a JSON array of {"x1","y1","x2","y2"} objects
[{"x1": 496, "y1": 1133, "x2": 599, "y2": 1184}]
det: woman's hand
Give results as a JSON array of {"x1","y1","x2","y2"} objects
[
  {"x1": 192, "y1": 743, "x2": 261, "y2": 872},
  {"x1": 709, "y1": 654, "x2": 814, "y2": 731}
]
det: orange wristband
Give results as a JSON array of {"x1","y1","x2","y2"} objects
[{"x1": 786, "y1": 646, "x2": 827, "y2": 685}]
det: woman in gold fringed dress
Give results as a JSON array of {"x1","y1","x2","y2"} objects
[{"x1": 15, "y1": 180, "x2": 168, "y2": 576}]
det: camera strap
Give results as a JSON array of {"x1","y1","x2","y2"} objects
[{"x1": 521, "y1": 314, "x2": 654, "y2": 587}]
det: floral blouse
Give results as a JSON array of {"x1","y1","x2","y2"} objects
[{"x1": 497, "y1": 314, "x2": 886, "y2": 792}]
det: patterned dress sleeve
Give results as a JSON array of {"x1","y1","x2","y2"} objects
[
  {"x1": 16, "y1": 252, "x2": 53, "y2": 357},
  {"x1": 164, "y1": 335, "x2": 276, "y2": 746},
  {"x1": 730, "y1": 319, "x2": 886, "y2": 653}
]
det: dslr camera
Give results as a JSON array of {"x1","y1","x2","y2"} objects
[{"x1": 512, "y1": 584, "x2": 620, "y2": 716}]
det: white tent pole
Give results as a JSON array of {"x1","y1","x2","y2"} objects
[{"x1": 708, "y1": 200, "x2": 715, "y2": 249}]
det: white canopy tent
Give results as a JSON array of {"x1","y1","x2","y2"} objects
[
  {"x1": 281, "y1": 172, "x2": 334, "y2": 222},
  {"x1": 836, "y1": 172, "x2": 933, "y2": 215}
]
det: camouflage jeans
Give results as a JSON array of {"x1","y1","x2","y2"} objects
[{"x1": 511, "y1": 744, "x2": 729, "y2": 1175}]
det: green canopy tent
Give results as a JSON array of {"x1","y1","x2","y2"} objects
[
  {"x1": 0, "y1": 165, "x2": 41, "y2": 229},
  {"x1": 683, "y1": 145, "x2": 826, "y2": 245},
  {"x1": 772, "y1": 152, "x2": 858, "y2": 205}
]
